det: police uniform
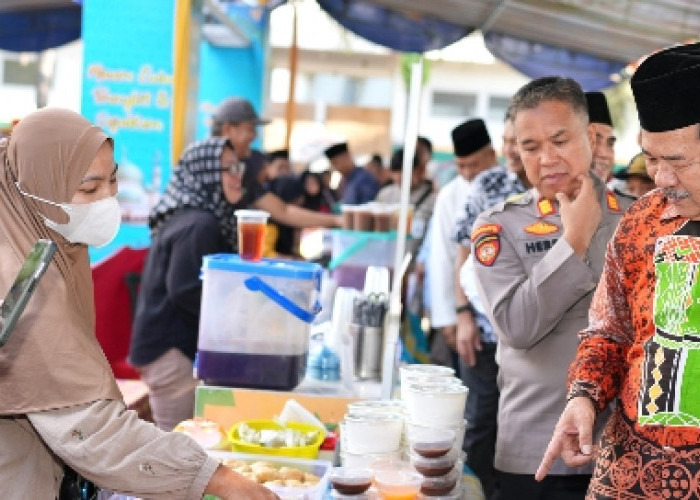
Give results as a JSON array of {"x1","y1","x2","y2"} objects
[{"x1": 472, "y1": 175, "x2": 632, "y2": 478}]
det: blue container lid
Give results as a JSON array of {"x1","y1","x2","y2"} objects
[{"x1": 202, "y1": 254, "x2": 323, "y2": 281}]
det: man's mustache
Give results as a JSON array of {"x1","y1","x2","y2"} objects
[{"x1": 662, "y1": 188, "x2": 691, "y2": 200}]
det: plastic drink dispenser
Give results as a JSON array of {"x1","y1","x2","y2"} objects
[{"x1": 197, "y1": 255, "x2": 322, "y2": 390}]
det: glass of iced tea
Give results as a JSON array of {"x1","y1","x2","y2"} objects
[{"x1": 234, "y1": 209, "x2": 270, "y2": 261}]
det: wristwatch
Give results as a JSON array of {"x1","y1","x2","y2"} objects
[{"x1": 456, "y1": 303, "x2": 476, "y2": 315}]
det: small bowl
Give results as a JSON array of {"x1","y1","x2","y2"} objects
[
  {"x1": 405, "y1": 423, "x2": 456, "y2": 459},
  {"x1": 330, "y1": 467, "x2": 374, "y2": 496},
  {"x1": 374, "y1": 467, "x2": 423, "y2": 500},
  {"x1": 409, "y1": 449, "x2": 459, "y2": 477}
]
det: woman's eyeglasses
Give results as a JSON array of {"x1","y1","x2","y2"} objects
[{"x1": 221, "y1": 160, "x2": 246, "y2": 176}]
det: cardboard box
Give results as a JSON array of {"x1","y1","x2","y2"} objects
[{"x1": 195, "y1": 385, "x2": 361, "y2": 431}]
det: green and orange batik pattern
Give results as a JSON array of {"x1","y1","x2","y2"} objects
[{"x1": 639, "y1": 235, "x2": 700, "y2": 427}]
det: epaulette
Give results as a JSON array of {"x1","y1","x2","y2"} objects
[
  {"x1": 505, "y1": 192, "x2": 526, "y2": 204},
  {"x1": 480, "y1": 191, "x2": 531, "y2": 216}
]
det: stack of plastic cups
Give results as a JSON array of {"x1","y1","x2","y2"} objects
[{"x1": 399, "y1": 364, "x2": 467, "y2": 499}]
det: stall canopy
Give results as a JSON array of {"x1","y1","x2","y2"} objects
[
  {"x1": 0, "y1": 0, "x2": 81, "y2": 53},
  {"x1": 316, "y1": 0, "x2": 700, "y2": 90},
  {"x1": 4, "y1": 0, "x2": 700, "y2": 90}
]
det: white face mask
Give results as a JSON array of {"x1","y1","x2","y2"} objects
[{"x1": 16, "y1": 183, "x2": 122, "y2": 247}]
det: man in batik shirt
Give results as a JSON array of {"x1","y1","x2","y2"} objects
[{"x1": 537, "y1": 42, "x2": 700, "y2": 499}]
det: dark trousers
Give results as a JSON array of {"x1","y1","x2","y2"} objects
[
  {"x1": 491, "y1": 471, "x2": 591, "y2": 500},
  {"x1": 459, "y1": 342, "x2": 499, "y2": 499}
]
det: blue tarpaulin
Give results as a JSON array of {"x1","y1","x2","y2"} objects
[
  {"x1": 0, "y1": 0, "x2": 626, "y2": 90},
  {"x1": 316, "y1": 0, "x2": 472, "y2": 53},
  {"x1": 483, "y1": 32, "x2": 626, "y2": 92},
  {"x1": 314, "y1": 0, "x2": 624, "y2": 90},
  {"x1": 0, "y1": 4, "x2": 81, "y2": 52}
]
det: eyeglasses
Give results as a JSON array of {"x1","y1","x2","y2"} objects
[{"x1": 221, "y1": 160, "x2": 246, "y2": 176}]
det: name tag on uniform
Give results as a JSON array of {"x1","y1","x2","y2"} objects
[{"x1": 524, "y1": 238, "x2": 558, "y2": 254}]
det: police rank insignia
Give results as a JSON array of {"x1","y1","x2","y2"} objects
[
  {"x1": 606, "y1": 191, "x2": 621, "y2": 212},
  {"x1": 472, "y1": 224, "x2": 502, "y2": 267},
  {"x1": 524, "y1": 220, "x2": 559, "y2": 235}
]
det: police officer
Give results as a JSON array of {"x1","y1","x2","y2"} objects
[{"x1": 471, "y1": 77, "x2": 632, "y2": 499}]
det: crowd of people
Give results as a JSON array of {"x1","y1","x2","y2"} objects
[{"x1": 2, "y1": 39, "x2": 700, "y2": 500}]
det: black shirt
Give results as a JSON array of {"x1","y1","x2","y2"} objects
[{"x1": 128, "y1": 209, "x2": 229, "y2": 366}]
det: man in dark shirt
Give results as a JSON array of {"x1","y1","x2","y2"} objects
[{"x1": 325, "y1": 142, "x2": 379, "y2": 205}]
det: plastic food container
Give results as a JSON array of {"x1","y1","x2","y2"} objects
[
  {"x1": 403, "y1": 383, "x2": 468, "y2": 427},
  {"x1": 228, "y1": 420, "x2": 325, "y2": 459},
  {"x1": 208, "y1": 450, "x2": 332, "y2": 500},
  {"x1": 409, "y1": 450, "x2": 460, "y2": 478},
  {"x1": 329, "y1": 467, "x2": 374, "y2": 495},
  {"x1": 399, "y1": 365, "x2": 455, "y2": 389},
  {"x1": 341, "y1": 451, "x2": 402, "y2": 470},
  {"x1": 374, "y1": 467, "x2": 423, "y2": 500},
  {"x1": 417, "y1": 463, "x2": 460, "y2": 496},
  {"x1": 405, "y1": 423, "x2": 456, "y2": 459},
  {"x1": 405, "y1": 419, "x2": 466, "y2": 456},
  {"x1": 329, "y1": 230, "x2": 399, "y2": 270},
  {"x1": 197, "y1": 255, "x2": 322, "y2": 390},
  {"x1": 417, "y1": 484, "x2": 463, "y2": 499},
  {"x1": 341, "y1": 414, "x2": 404, "y2": 454},
  {"x1": 346, "y1": 400, "x2": 405, "y2": 418}
]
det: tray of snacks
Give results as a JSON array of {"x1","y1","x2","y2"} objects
[
  {"x1": 208, "y1": 450, "x2": 332, "y2": 500},
  {"x1": 228, "y1": 419, "x2": 325, "y2": 459}
]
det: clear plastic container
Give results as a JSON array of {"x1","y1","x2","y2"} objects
[
  {"x1": 329, "y1": 467, "x2": 374, "y2": 496},
  {"x1": 399, "y1": 364, "x2": 455, "y2": 389},
  {"x1": 403, "y1": 383, "x2": 468, "y2": 427},
  {"x1": 341, "y1": 450, "x2": 403, "y2": 470},
  {"x1": 374, "y1": 467, "x2": 423, "y2": 500},
  {"x1": 418, "y1": 463, "x2": 460, "y2": 497},
  {"x1": 417, "y1": 483, "x2": 463, "y2": 499},
  {"x1": 341, "y1": 414, "x2": 404, "y2": 454},
  {"x1": 409, "y1": 450, "x2": 460, "y2": 477},
  {"x1": 208, "y1": 450, "x2": 332, "y2": 500},
  {"x1": 197, "y1": 255, "x2": 322, "y2": 390},
  {"x1": 405, "y1": 423, "x2": 456, "y2": 459}
]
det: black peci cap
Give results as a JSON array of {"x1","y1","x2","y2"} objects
[
  {"x1": 324, "y1": 142, "x2": 349, "y2": 159},
  {"x1": 631, "y1": 42, "x2": 700, "y2": 132},
  {"x1": 585, "y1": 92, "x2": 613, "y2": 127},
  {"x1": 451, "y1": 119, "x2": 491, "y2": 157}
]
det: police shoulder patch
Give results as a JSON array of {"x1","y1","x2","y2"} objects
[{"x1": 472, "y1": 223, "x2": 502, "y2": 266}]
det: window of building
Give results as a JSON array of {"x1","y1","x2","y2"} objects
[
  {"x1": 431, "y1": 91, "x2": 477, "y2": 118},
  {"x1": 3, "y1": 59, "x2": 39, "y2": 86},
  {"x1": 488, "y1": 95, "x2": 511, "y2": 122}
]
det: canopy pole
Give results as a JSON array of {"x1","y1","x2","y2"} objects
[
  {"x1": 284, "y1": 2, "x2": 299, "y2": 149},
  {"x1": 381, "y1": 57, "x2": 423, "y2": 400}
]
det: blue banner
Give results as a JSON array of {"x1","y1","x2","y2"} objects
[
  {"x1": 81, "y1": 0, "x2": 175, "y2": 262},
  {"x1": 195, "y1": 4, "x2": 268, "y2": 143}
]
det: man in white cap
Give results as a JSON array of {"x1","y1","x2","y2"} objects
[{"x1": 537, "y1": 42, "x2": 700, "y2": 498}]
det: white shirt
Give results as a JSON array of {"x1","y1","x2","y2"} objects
[{"x1": 427, "y1": 174, "x2": 470, "y2": 328}]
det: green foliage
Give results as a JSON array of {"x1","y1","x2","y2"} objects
[{"x1": 399, "y1": 53, "x2": 431, "y2": 90}]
